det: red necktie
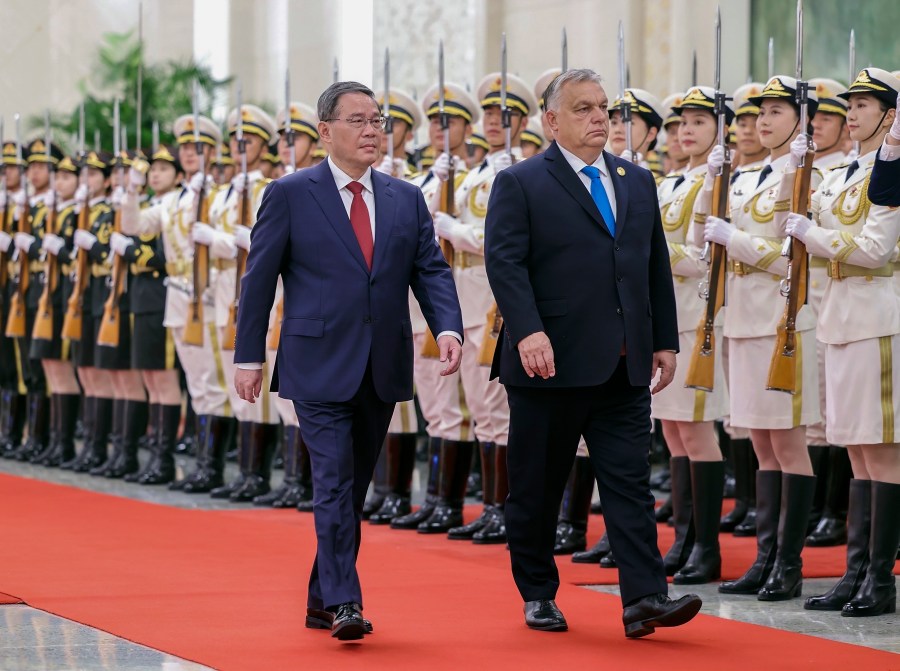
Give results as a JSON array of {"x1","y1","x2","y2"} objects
[{"x1": 346, "y1": 181, "x2": 374, "y2": 269}]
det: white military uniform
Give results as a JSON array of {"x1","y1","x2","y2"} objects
[
  {"x1": 712, "y1": 154, "x2": 822, "y2": 429},
  {"x1": 121, "y1": 184, "x2": 230, "y2": 418},
  {"x1": 779, "y1": 150, "x2": 900, "y2": 444},
  {"x1": 652, "y1": 165, "x2": 728, "y2": 421}
]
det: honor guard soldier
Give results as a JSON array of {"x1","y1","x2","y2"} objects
[
  {"x1": 465, "y1": 124, "x2": 489, "y2": 170},
  {"x1": 275, "y1": 102, "x2": 319, "y2": 174},
  {"x1": 731, "y1": 83, "x2": 768, "y2": 174},
  {"x1": 212, "y1": 143, "x2": 236, "y2": 186},
  {"x1": 661, "y1": 93, "x2": 690, "y2": 176},
  {"x1": 260, "y1": 142, "x2": 283, "y2": 180},
  {"x1": 30, "y1": 154, "x2": 82, "y2": 467},
  {"x1": 0, "y1": 142, "x2": 28, "y2": 458},
  {"x1": 519, "y1": 118, "x2": 546, "y2": 159},
  {"x1": 198, "y1": 103, "x2": 279, "y2": 502},
  {"x1": 373, "y1": 88, "x2": 422, "y2": 178},
  {"x1": 609, "y1": 88, "x2": 664, "y2": 169},
  {"x1": 703, "y1": 75, "x2": 822, "y2": 601},
  {"x1": 121, "y1": 114, "x2": 230, "y2": 488},
  {"x1": 533, "y1": 68, "x2": 561, "y2": 143},
  {"x1": 810, "y1": 79, "x2": 850, "y2": 171},
  {"x1": 779, "y1": 68, "x2": 900, "y2": 617},
  {"x1": 389, "y1": 82, "x2": 480, "y2": 530}
]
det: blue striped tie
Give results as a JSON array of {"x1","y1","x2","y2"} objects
[{"x1": 581, "y1": 165, "x2": 616, "y2": 236}]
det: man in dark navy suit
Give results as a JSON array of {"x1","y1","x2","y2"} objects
[
  {"x1": 485, "y1": 68, "x2": 701, "y2": 638},
  {"x1": 868, "y1": 94, "x2": 900, "y2": 207},
  {"x1": 233, "y1": 81, "x2": 463, "y2": 641}
]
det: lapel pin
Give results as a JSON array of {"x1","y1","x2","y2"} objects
[{"x1": 617, "y1": 166, "x2": 626, "y2": 176}]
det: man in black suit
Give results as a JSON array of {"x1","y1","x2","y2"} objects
[
  {"x1": 868, "y1": 93, "x2": 900, "y2": 207},
  {"x1": 485, "y1": 68, "x2": 702, "y2": 638}
]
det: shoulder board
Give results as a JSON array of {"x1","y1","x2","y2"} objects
[
  {"x1": 827, "y1": 163, "x2": 850, "y2": 173},
  {"x1": 655, "y1": 175, "x2": 666, "y2": 186},
  {"x1": 740, "y1": 166, "x2": 763, "y2": 173},
  {"x1": 811, "y1": 167, "x2": 823, "y2": 178},
  {"x1": 59, "y1": 204, "x2": 77, "y2": 219}
]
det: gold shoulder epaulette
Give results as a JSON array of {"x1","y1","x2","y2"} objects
[
  {"x1": 828, "y1": 163, "x2": 850, "y2": 173},
  {"x1": 740, "y1": 166, "x2": 763, "y2": 173}
]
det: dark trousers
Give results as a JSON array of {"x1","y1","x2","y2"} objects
[
  {"x1": 294, "y1": 361, "x2": 394, "y2": 611},
  {"x1": 504, "y1": 358, "x2": 667, "y2": 606}
]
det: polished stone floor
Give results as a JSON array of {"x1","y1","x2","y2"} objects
[{"x1": 1, "y1": 453, "x2": 897, "y2": 669}]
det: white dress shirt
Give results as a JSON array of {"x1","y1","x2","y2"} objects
[
  {"x1": 556, "y1": 143, "x2": 618, "y2": 218},
  {"x1": 879, "y1": 138, "x2": 900, "y2": 162}
]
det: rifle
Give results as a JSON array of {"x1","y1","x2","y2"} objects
[
  {"x1": 5, "y1": 114, "x2": 30, "y2": 338},
  {"x1": 767, "y1": 0, "x2": 812, "y2": 394},
  {"x1": 183, "y1": 80, "x2": 209, "y2": 347},
  {"x1": 685, "y1": 6, "x2": 730, "y2": 392},
  {"x1": 222, "y1": 83, "x2": 248, "y2": 352},
  {"x1": 0, "y1": 118, "x2": 8, "y2": 302},
  {"x1": 618, "y1": 21, "x2": 634, "y2": 161},
  {"x1": 421, "y1": 40, "x2": 455, "y2": 359},
  {"x1": 62, "y1": 105, "x2": 90, "y2": 341},
  {"x1": 97, "y1": 103, "x2": 128, "y2": 347},
  {"x1": 33, "y1": 111, "x2": 57, "y2": 341}
]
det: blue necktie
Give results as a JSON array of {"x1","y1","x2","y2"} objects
[
  {"x1": 844, "y1": 160, "x2": 859, "y2": 183},
  {"x1": 580, "y1": 165, "x2": 616, "y2": 236},
  {"x1": 756, "y1": 164, "x2": 773, "y2": 187}
]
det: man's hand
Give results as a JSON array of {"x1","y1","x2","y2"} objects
[
  {"x1": 651, "y1": 350, "x2": 676, "y2": 394},
  {"x1": 234, "y1": 368, "x2": 262, "y2": 404},
  {"x1": 437, "y1": 334, "x2": 462, "y2": 376},
  {"x1": 517, "y1": 331, "x2": 555, "y2": 379}
]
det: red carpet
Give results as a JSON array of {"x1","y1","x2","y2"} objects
[{"x1": 0, "y1": 473, "x2": 897, "y2": 671}]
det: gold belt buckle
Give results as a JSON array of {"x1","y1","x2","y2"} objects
[
  {"x1": 830, "y1": 260, "x2": 842, "y2": 281},
  {"x1": 732, "y1": 261, "x2": 745, "y2": 276}
]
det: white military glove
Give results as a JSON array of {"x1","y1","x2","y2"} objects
[
  {"x1": 0, "y1": 189, "x2": 5, "y2": 211},
  {"x1": 129, "y1": 166, "x2": 147, "y2": 190},
  {"x1": 492, "y1": 152, "x2": 513, "y2": 174},
  {"x1": 74, "y1": 184, "x2": 89, "y2": 204},
  {"x1": 74, "y1": 229, "x2": 97, "y2": 251},
  {"x1": 44, "y1": 190, "x2": 56, "y2": 211},
  {"x1": 189, "y1": 172, "x2": 210, "y2": 195},
  {"x1": 789, "y1": 134, "x2": 815, "y2": 169},
  {"x1": 619, "y1": 149, "x2": 644, "y2": 164},
  {"x1": 374, "y1": 155, "x2": 395, "y2": 175},
  {"x1": 433, "y1": 211, "x2": 462, "y2": 240},
  {"x1": 42, "y1": 233, "x2": 65, "y2": 256},
  {"x1": 703, "y1": 215, "x2": 736, "y2": 247},
  {"x1": 231, "y1": 172, "x2": 247, "y2": 195},
  {"x1": 110, "y1": 231, "x2": 133, "y2": 257},
  {"x1": 784, "y1": 212, "x2": 812, "y2": 244},
  {"x1": 0, "y1": 232, "x2": 11, "y2": 253},
  {"x1": 110, "y1": 186, "x2": 126, "y2": 209},
  {"x1": 432, "y1": 153, "x2": 452, "y2": 182},
  {"x1": 891, "y1": 93, "x2": 900, "y2": 142},
  {"x1": 233, "y1": 225, "x2": 251, "y2": 251},
  {"x1": 11, "y1": 190, "x2": 26, "y2": 219},
  {"x1": 707, "y1": 145, "x2": 725, "y2": 178},
  {"x1": 191, "y1": 222, "x2": 215, "y2": 246},
  {"x1": 13, "y1": 232, "x2": 35, "y2": 253}
]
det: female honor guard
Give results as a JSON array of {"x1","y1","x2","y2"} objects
[
  {"x1": 702, "y1": 76, "x2": 822, "y2": 601},
  {"x1": 780, "y1": 69, "x2": 900, "y2": 617},
  {"x1": 609, "y1": 88, "x2": 662, "y2": 169},
  {"x1": 652, "y1": 87, "x2": 732, "y2": 584}
]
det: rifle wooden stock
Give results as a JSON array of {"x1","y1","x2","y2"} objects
[
  {"x1": 0, "y1": 206, "x2": 9, "y2": 301},
  {"x1": 5, "y1": 204, "x2": 31, "y2": 338},
  {"x1": 96, "y1": 209, "x2": 126, "y2": 347},
  {"x1": 267, "y1": 297, "x2": 283, "y2": 351},
  {"x1": 184, "y1": 185, "x2": 211, "y2": 347},
  {"x1": 766, "y1": 150, "x2": 813, "y2": 393},
  {"x1": 421, "y1": 164, "x2": 457, "y2": 359},
  {"x1": 61, "y1": 200, "x2": 91, "y2": 340},
  {"x1": 222, "y1": 186, "x2": 251, "y2": 352},
  {"x1": 685, "y1": 155, "x2": 731, "y2": 391},
  {"x1": 32, "y1": 202, "x2": 58, "y2": 341},
  {"x1": 477, "y1": 303, "x2": 502, "y2": 366}
]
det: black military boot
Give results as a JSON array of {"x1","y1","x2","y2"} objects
[
  {"x1": 31, "y1": 394, "x2": 60, "y2": 465},
  {"x1": 71, "y1": 397, "x2": 112, "y2": 473},
  {"x1": 14, "y1": 393, "x2": 50, "y2": 462},
  {"x1": 210, "y1": 422, "x2": 251, "y2": 498},
  {"x1": 295, "y1": 430, "x2": 315, "y2": 512},
  {"x1": 473, "y1": 444, "x2": 509, "y2": 544},
  {"x1": 807, "y1": 445, "x2": 830, "y2": 533},
  {"x1": 256, "y1": 425, "x2": 301, "y2": 507},
  {"x1": 139, "y1": 404, "x2": 179, "y2": 485},
  {"x1": 0, "y1": 390, "x2": 10, "y2": 456},
  {"x1": 60, "y1": 397, "x2": 95, "y2": 470},
  {"x1": 841, "y1": 481, "x2": 900, "y2": 617},
  {"x1": 572, "y1": 532, "x2": 611, "y2": 564},
  {"x1": 127, "y1": 403, "x2": 160, "y2": 483},
  {"x1": 554, "y1": 455, "x2": 595, "y2": 554},
  {"x1": 467, "y1": 442, "x2": 482, "y2": 498},
  {"x1": 663, "y1": 456, "x2": 695, "y2": 575},
  {"x1": 806, "y1": 446, "x2": 851, "y2": 546},
  {"x1": 175, "y1": 399, "x2": 196, "y2": 456},
  {"x1": 733, "y1": 441, "x2": 760, "y2": 536},
  {"x1": 362, "y1": 446, "x2": 390, "y2": 519},
  {"x1": 806, "y1": 479, "x2": 871, "y2": 610},
  {"x1": 37, "y1": 394, "x2": 79, "y2": 467},
  {"x1": 370, "y1": 433, "x2": 417, "y2": 524},
  {"x1": 720, "y1": 437, "x2": 751, "y2": 531},
  {"x1": 223, "y1": 416, "x2": 239, "y2": 463},
  {"x1": 391, "y1": 436, "x2": 441, "y2": 529},
  {"x1": 181, "y1": 415, "x2": 228, "y2": 494},
  {"x1": 719, "y1": 470, "x2": 782, "y2": 594},
  {"x1": 0, "y1": 391, "x2": 25, "y2": 458},
  {"x1": 448, "y1": 441, "x2": 495, "y2": 539},
  {"x1": 169, "y1": 414, "x2": 208, "y2": 490},
  {"x1": 418, "y1": 439, "x2": 473, "y2": 534},
  {"x1": 230, "y1": 423, "x2": 279, "y2": 502},
  {"x1": 674, "y1": 460, "x2": 725, "y2": 584},
  {"x1": 105, "y1": 400, "x2": 146, "y2": 479},
  {"x1": 654, "y1": 495, "x2": 674, "y2": 524},
  {"x1": 758, "y1": 472, "x2": 817, "y2": 601},
  {"x1": 90, "y1": 399, "x2": 126, "y2": 476}
]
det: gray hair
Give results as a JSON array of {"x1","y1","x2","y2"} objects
[
  {"x1": 544, "y1": 68, "x2": 605, "y2": 112},
  {"x1": 317, "y1": 81, "x2": 377, "y2": 122}
]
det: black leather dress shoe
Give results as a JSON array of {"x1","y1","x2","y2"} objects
[
  {"x1": 305, "y1": 608, "x2": 372, "y2": 634},
  {"x1": 622, "y1": 593, "x2": 702, "y2": 638},
  {"x1": 330, "y1": 603, "x2": 368, "y2": 640},
  {"x1": 524, "y1": 599, "x2": 568, "y2": 631}
]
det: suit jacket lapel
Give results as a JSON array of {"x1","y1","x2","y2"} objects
[
  {"x1": 544, "y1": 142, "x2": 606, "y2": 230},
  {"x1": 307, "y1": 160, "x2": 369, "y2": 273},
  {"x1": 604, "y1": 152, "x2": 629, "y2": 239},
  {"x1": 371, "y1": 170, "x2": 396, "y2": 275}
]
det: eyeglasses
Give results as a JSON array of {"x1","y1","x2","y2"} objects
[{"x1": 323, "y1": 116, "x2": 388, "y2": 131}]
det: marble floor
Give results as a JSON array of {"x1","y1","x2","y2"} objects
[{"x1": 0, "y1": 453, "x2": 896, "y2": 669}]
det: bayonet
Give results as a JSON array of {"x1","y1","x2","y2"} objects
[
  {"x1": 79, "y1": 103, "x2": 85, "y2": 160},
  {"x1": 113, "y1": 98, "x2": 121, "y2": 163},
  {"x1": 849, "y1": 29, "x2": 856, "y2": 83},
  {"x1": 94, "y1": 130, "x2": 100, "y2": 153},
  {"x1": 383, "y1": 48, "x2": 393, "y2": 162},
  {"x1": 192, "y1": 79, "x2": 206, "y2": 183},
  {"x1": 500, "y1": 33, "x2": 511, "y2": 156},
  {"x1": 439, "y1": 40, "x2": 450, "y2": 158},
  {"x1": 285, "y1": 67, "x2": 296, "y2": 171},
  {"x1": 617, "y1": 21, "x2": 633, "y2": 159},
  {"x1": 136, "y1": 0, "x2": 143, "y2": 154},
  {"x1": 151, "y1": 120, "x2": 159, "y2": 156},
  {"x1": 692, "y1": 50, "x2": 697, "y2": 87},
  {"x1": 561, "y1": 27, "x2": 568, "y2": 73},
  {"x1": 768, "y1": 37, "x2": 775, "y2": 80},
  {"x1": 236, "y1": 81, "x2": 247, "y2": 179},
  {"x1": 333, "y1": 58, "x2": 339, "y2": 84}
]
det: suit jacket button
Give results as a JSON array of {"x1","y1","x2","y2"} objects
[
  {"x1": 363, "y1": 317, "x2": 372, "y2": 323},
  {"x1": 614, "y1": 246, "x2": 620, "y2": 251},
  {"x1": 616, "y1": 308, "x2": 623, "y2": 315},
  {"x1": 616, "y1": 275, "x2": 623, "y2": 282}
]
